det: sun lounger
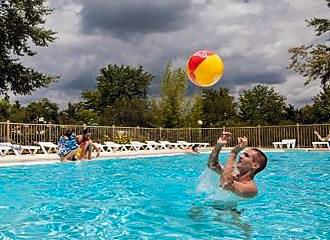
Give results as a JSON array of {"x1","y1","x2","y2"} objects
[
  {"x1": 159, "y1": 141, "x2": 180, "y2": 149},
  {"x1": 0, "y1": 145, "x2": 12, "y2": 156},
  {"x1": 104, "y1": 141, "x2": 129, "y2": 152},
  {"x1": 312, "y1": 141, "x2": 330, "y2": 148},
  {"x1": 130, "y1": 141, "x2": 152, "y2": 151},
  {"x1": 0, "y1": 142, "x2": 40, "y2": 156},
  {"x1": 37, "y1": 142, "x2": 59, "y2": 154},
  {"x1": 146, "y1": 141, "x2": 167, "y2": 150},
  {"x1": 177, "y1": 140, "x2": 210, "y2": 149},
  {"x1": 273, "y1": 139, "x2": 296, "y2": 149},
  {"x1": 94, "y1": 143, "x2": 111, "y2": 152}
]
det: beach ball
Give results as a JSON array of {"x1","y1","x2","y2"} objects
[{"x1": 186, "y1": 50, "x2": 224, "y2": 87}]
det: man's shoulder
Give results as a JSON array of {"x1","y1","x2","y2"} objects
[{"x1": 234, "y1": 180, "x2": 258, "y2": 198}]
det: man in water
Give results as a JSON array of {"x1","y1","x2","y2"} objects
[{"x1": 208, "y1": 132, "x2": 267, "y2": 198}]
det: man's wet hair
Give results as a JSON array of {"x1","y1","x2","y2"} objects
[
  {"x1": 192, "y1": 145, "x2": 198, "y2": 151},
  {"x1": 82, "y1": 129, "x2": 88, "y2": 135},
  {"x1": 251, "y1": 148, "x2": 267, "y2": 175}
]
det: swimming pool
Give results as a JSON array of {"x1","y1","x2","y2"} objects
[{"x1": 0, "y1": 151, "x2": 329, "y2": 239}]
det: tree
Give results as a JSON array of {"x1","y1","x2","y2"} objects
[
  {"x1": 202, "y1": 88, "x2": 237, "y2": 127},
  {"x1": 99, "y1": 97, "x2": 155, "y2": 127},
  {"x1": 311, "y1": 87, "x2": 330, "y2": 123},
  {"x1": 0, "y1": 96, "x2": 11, "y2": 121},
  {"x1": 288, "y1": 0, "x2": 330, "y2": 89},
  {"x1": 159, "y1": 61, "x2": 187, "y2": 128},
  {"x1": 0, "y1": 0, "x2": 57, "y2": 95},
  {"x1": 9, "y1": 100, "x2": 27, "y2": 123},
  {"x1": 183, "y1": 94, "x2": 204, "y2": 127},
  {"x1": 238, "y1": 85, "x2": 286, "y2": 125},
  {"x1": 82, "y1": 64, "x2": 154, "y2": 112},
  {"x1": 25, "y1": 98, "x2": 59, "y2": 123},
  {"x1": 75, "y1": 109, "x2": 99, "y2": 125},
  {"x1": 296, "y1": 105, "x2": 315, "y2": 124},
  {"x1": 281, "y1": 104, "x2": 299, "y2": 125}
]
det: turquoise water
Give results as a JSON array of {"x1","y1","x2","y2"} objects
[{"x1": 0, "y1": 151, "x2": 329, "y2": 239}]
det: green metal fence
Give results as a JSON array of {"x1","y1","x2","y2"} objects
[{"x1": 0, "y1": 121, "x2": 329, "y2": 148}]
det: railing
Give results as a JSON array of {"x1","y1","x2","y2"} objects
[{"x1": 0, "y1": 121, "x2": 329, "y2": 148}]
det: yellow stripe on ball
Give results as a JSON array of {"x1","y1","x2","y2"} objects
[{"x1": 194, "y1": 54, "x2": 224, "y2": 87}]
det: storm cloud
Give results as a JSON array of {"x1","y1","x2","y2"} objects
[{"x1": 11, "y1": 0, "x2": 330, "y2": 108}]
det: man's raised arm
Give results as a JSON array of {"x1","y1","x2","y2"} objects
[
  {"x1": 208, "y1": 132, "x2": 231, "y2": 175},
  {"x1": 221, "y1": 137, "x2": 247, "y2": 189}
]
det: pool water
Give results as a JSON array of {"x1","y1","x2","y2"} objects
[{"x1": 0, "y1": 151, "x2": 329, "y2": 239}]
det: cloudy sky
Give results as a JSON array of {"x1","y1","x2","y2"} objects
[{"x1": 14, "y1": 0, "x2": 329, "y2": 108}]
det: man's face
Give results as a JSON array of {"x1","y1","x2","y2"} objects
[{"x1": 236, "y1": 149, "x2": 258, "y2": 174}]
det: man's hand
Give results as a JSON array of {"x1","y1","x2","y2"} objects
[
  {"x1": 217, "y1": 132, "x2": 232, "y2": 146},
  {"x1": 231, "y1": 136, "x2": 248, "y2": 154}
]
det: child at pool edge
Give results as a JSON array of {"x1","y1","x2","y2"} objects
[
  {"x1": 62, "y1": 129, "x2": 101, "y2": 161},
  {"x1": 208, "y1": 132, "x2": 268, "y2": 198},
  {"x1": 76, "y1": 130, "x2": 101, "y2": 160}
]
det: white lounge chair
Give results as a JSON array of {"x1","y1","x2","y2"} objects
[
  {"x1": 273, "y1": 139, "x2": 296, "y2": 149},
  {"x1": 0, "y1": 142, "x2": 40, "y2": 156},
  {"x1": 94, "y1": 143, "x2": 111, "y2": 152},
  {"x1": 37, "y1": 142, "x2": 59, "y2": 154},
  {"x1": 0, "y1": 145, "x2": 12, "y2": 156},
  {"x1": 104, "y1": 141, "x2": 129, "y2": 152},
  {"x1": 312, "y1": 141, "x2": 330, "y2": 148},
  {"x1": 177, "y1": 140, "x2": 210, "y2": 149},
  {"x1": 146, "y1": 141, "x2": 167, "y2": 150},
  {"x1": 159, "y1": 141, "x2": 180, "y2": 149},
  {"x1": 130, "y1": 141, "x2": 152, "y2": 151}
]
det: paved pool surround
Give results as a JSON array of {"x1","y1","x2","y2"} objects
[{"x1": 0, "y1": 147, "x2": 324, "y2": 167}]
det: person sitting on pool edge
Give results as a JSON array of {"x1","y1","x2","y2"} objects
[
  {"x1": 208, "y1": 132, "x2": 268, "y2": 198},
  {"x1": 314, "y1": 131, "x2": 330, "y2": 144},
  {"x1": 76, "y1": 129, "x2": 101, "y2": 160},
  {"x1": 58, "y1": 129, "x2": 78, "y2": 161}
]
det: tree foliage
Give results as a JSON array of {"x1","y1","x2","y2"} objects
[
  {"x1": 311, "y1": 87, "x2": 330, "y2": 123},
  {"x1": 288, "y1": 0, "x2": 330, "y2": 89},
  {"x1": 202, "y1": 88, "x2": 237, "y2": 127},
  {"x1": 0, "y1": 0, "x2": 57, "y2": 95},
  {"x1": 159, "y1": 61, "x2": 187, "y2": 128},
  {"x1": 25, "y1": 98, "x2": 59, "y2": 123},
  {"x1": 238, "y1": 85, "x2": 286, "y2": 125},
  {"x1": 82, "y1": 64, "x2": 154, "y2": 112},
  {"x1": 183, "y1": 94, "x2": 204, "y2": 127}
]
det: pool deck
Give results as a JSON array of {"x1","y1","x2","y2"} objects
[{"x1": 0, "y1": 147, "x2": 328, "y2": 167}]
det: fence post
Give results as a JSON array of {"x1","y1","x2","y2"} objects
[
  {"x1": 159, "y1": 127, "x2": 162, "y2": 140},
  {"x1": 189, "y1": 127, "x2": 192, "y2": 142},
  {"x1": 112, "y1": 125, "x2": 115, "y2": 139},
  {"x1": 258, "y1": 125, "x2": 261, "y2": 147},
  {"x1": 6, "y1": 120, "x2": 10, "y2": 141},
  {"x1": 296, "y1": 123, "x2": 300, "y2": 148},
  {"x1": 137, "y1": 126, "x2": 140, "y2": 141}
]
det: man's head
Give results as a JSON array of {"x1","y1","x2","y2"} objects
[
  {"x1": 65, "y1": 129, "x2": 73, "y2": 138},
  {"x1": 192, "y1": 145, "x2": 198, "y2": 152},
  {"x1": 236, "y1": 148, "x2": 267, "y2": 177},
  {"x1": 82, "y1": 129, "x2": 91, "y2": 141}
]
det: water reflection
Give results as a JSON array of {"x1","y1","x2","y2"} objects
[{"x1": 188, "y1": 201, "x2": 252, "y2": 240}]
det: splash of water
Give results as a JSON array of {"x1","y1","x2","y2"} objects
[{"x1": 196, "y1": 168, "x2": 241, "y2": 204}]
